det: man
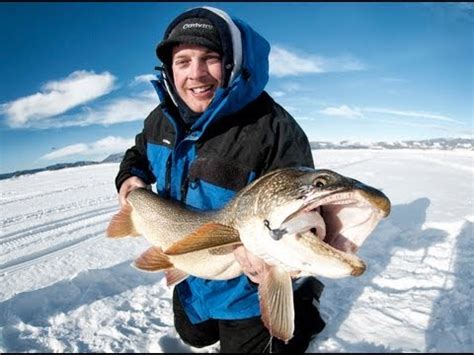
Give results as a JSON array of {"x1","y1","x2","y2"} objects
[{"x1": 115, "y1": 6, "x2": 325, "y2": 353}]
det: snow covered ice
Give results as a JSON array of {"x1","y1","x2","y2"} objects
[{"x1": 0, "y1": 149, "x2": 472, "y2": 352}]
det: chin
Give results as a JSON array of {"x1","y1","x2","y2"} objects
[{"x1": 189, "y1": 102, "x2": 210, "y2": 113}]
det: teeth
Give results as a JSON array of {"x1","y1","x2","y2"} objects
[{"x1": 191, "y1": 86, "x2": 212, "y2": 93}]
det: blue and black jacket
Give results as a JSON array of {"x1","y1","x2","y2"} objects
[{"x1": 115, "y1": 7, "x2": 314, "y2": 324}]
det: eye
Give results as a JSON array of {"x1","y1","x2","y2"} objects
[
  {"x1": 313, "y1": 178, "x2": 326, "y2": 188},
  {"x1": 206, "y1": 55, "x2": 221, "y2": 64},
  {"x1": 173, "y1": 59, "x2": 189, "y2": 67}
]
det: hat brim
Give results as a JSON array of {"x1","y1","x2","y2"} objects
[{"x1": 156, "y1": 35, "x2": 222, "y2": 64}]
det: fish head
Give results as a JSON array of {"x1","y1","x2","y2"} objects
[{"x1": 234, "y1": 168, "x2": 391, "y2": 278}]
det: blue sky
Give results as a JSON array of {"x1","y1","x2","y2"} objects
[{"x1": 0, "y1": 2, "x2": 472, "y2": 173}]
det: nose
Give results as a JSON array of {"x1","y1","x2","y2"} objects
[{"x1": 188, "y1": 59, "x2": 207, "y2": 80}]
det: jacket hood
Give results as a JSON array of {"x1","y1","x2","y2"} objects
[{"x1": 152, "y1": 6, "x2": 270, "y2": 134}]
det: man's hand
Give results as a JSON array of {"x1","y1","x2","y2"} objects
[
  {"x1": 233, "y1": 245, "x2": 266, "y2": 284},
  {"x1": 234, "y1": 245, "x2": 303, "y2": 284},
  {"x1": 118, "y1": 176, "x2": 147, "y2": 207}
]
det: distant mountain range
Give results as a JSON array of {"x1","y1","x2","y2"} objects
[
  {"x1": 310, "y1": 137, "x2": 473, "y2": 150},
  {"x1": 0, "y1": 161, "x2": 101, "y2": 181},
  {"x1": 1, "y1": 137, "x2": 472, "y2": 180}
]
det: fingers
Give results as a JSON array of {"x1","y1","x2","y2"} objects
[
  {"x1": 290, "y1": 270, "x2": 302, "y2": 279},
  {"x1": 119, "y1": 193, "x2": 128, "y2": 208},
  {"x1": 118, "y1": 176, "x2": 147, "y2": 207},
  {"x1": 233, "y1": 245, "x2": 266, "y2": 284},
  {"x1": 233, "y1": 245, "x2": 303, "y2": 283}
]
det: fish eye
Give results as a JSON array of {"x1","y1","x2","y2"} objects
[{"x1": 313, "y1": 177, "x2": 326, "y2": 188}]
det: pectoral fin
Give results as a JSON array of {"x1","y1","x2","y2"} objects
[
  {"x1": 258, "y1": 266, "x2": 295, "y2": 343},
  {"x1": 133, "y1": 246, "x2": 174, "y2": 271},
  {"x1": 165, "y1": 268, "x2": 189, "y2": 287},
  {"x1": 106, "y1": 204, "x2": 140, "y2": 238},
  {"x1": 164, "y1": 222, "x2": 241, "y2": 255}
]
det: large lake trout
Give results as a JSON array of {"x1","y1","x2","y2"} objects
[{"x1": 106, "y1": 167, "x2": 391, "y2": 342}]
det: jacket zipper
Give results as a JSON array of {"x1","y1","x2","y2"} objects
[
  {"x1": 164, "y1": 154, "x2": 172, "y2": 199},
  {"x1": 179, "y1": 128, "x2": 194, "y2": 203},
  {"x1": 181, "y1": 175, "x2": 190, "y2": 203}
]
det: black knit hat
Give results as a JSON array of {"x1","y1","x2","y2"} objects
[{"x1": 156, "y1": 17, "x2": 223, "y2": 66}]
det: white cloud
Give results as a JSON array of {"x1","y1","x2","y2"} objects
[
  {"x1": 133, "y1": 74, "x2": 156, "y2": 84},
  {"x1": 7, "y1": 90, "x2": 159, "y2": 129},
  {"x1": 1, "y1": 71, "x2": 116, "y2": 128},
  {"x1": 41, "y1": 136, "x2": 134, "y2": 161},
  {"x1": 41, "y1": 144, "x2": 89, "y2": 160},
  {"x1": 270, "y1": 46, "x2": 324, "y2": 77},
  {"x1": 270, "y1": 91, "x2": 286, "y2": 98},
  {"x1": 365, "y1": 107, "x2": 458, "y2": 123},
  {"x1": 269, "y1": 45, "x2": 365, "y2": 77},
  {"x1": 295, "y1": 116, "x2": 316, "y2": 121},
  {"x1": 320, "y1": 105, "x2": 363, "y2": 119},
  {"x1": 321, "y1": 55, "x2": 366, "y2": 72},
  {"x1": 318, "y1": 105, "x2": 459, "y2": 124},
  {"x1": 82, "y1": 92, "x2": 158, "y2": 126}
]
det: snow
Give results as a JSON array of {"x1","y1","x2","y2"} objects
[{"x1": 0, "y1": 150, "x2": 472, "y2": 353}]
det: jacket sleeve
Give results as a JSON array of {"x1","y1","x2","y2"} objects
[
  {"x1": 262, "y1": 101, "x2": 314, "y2": 174},
  {"x1": 115, "y1": 117, "x2": 157, "y2": 192}
]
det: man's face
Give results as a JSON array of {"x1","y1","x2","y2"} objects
[{"x1": 171, "y1": 43, "x2": 223, "y2": 113}]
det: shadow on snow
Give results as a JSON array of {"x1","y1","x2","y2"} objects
[
  {"x1": 310, "y1": 198, "x2": 448, "y2": 352},
  {"x1": 425, "y1": 220, "x2": 473, "y2": 352}
]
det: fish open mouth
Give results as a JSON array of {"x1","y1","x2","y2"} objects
[{"x1": 281, "y1": 190, "x2": 389, "y2": 263}]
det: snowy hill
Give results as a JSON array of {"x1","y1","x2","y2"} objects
[
  {"x1": 0, "y1": 149, "x2": 472, "y2": 352},
  {"x1": 0, "y1": 161, "x2": 99, "y2": 181},
  {"x1": 310, "y1": 137, "x2": 474, "y2": 150},
  {"x1": 100, "y1": 153, "x2": 126, "y2": 163}
]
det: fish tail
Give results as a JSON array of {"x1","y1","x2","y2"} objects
[{"x1": 106, "y1": 203, "x2": 140, "y2": 238}]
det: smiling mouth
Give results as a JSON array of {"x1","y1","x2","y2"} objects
[{"x1": 189, "y1": 85, "x2": 214, "y2": 95}]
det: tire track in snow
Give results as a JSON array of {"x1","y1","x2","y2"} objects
[
  {"x1": 0, "y1": 205, "x2": 117, "y2": 247},
  {"x1": 0, "y1": 215, "x2": 114, "y2": 256},
  {"x1": 0, "y1": 181, "x2": 111, "y2": 206},
  {"x1": 0, "y1": 230, "x2": 105, "y2": 276},
  {"x1": 0, "y1": 195, "x2": 117, "y2": 228},
  {"x1": 330, "y1": 158, "x2": 374, "y2": 170}
]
